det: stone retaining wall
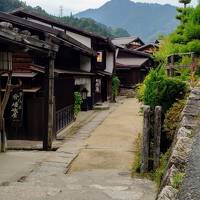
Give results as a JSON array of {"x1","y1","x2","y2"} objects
[{"x1": 157, "y1": 87, "x2": 200, "y2": 200}]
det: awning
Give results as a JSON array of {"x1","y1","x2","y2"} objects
[
  {"x1": 2, "y1": 72, "x2": 38, "y2": 78},
  {"x1": 97, "y1": 71, "x2": 113, "y2": 76},
  {"x1": 30, "y1": 65, "x2": 95, "y2": 76},
  {"x1": 1, "y1": 87, "x2": 41, "y2": 93},
  {"x1": 54, "y1": 69, "x2": 95, "y2": 76},
  {"x1": 116, "y1": 58, "x2": 149, "y2": 68}
]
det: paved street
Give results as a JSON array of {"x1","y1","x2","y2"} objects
[{"x1": 0, "y1": 98, "x2": 157, "y2": 200}]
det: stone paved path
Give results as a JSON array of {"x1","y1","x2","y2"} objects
[{"x1": 0, "y1": 98, "x2": 157, "y2": 200}]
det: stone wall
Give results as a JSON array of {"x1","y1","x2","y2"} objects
[{"x1": 157, "y1": 87, "x2": 200, "y2": 200}]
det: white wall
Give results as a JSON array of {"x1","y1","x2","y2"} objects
[
  {"x1": 105, "y1": 51, "x2": 114, "y2": 74},
  {"x1": 66, "y1": 30, "x2": 91, "y2": 48},
  {"x1": 27, "y1": 18, "x2": 92, "y2": 48},
  {"x1": 80, "y1": 55, "x2": 91, "y2": 72},
  {"x1": 75, "y1": 77, "x2": 91, "y2": 97}
]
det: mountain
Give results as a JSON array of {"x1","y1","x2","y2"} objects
[
  {"x1": 0, "y1": 0, "x2": 130, "y2": 38},
  {"x1": 76, "y1": 0, "x2": 179, "y2": 42}
]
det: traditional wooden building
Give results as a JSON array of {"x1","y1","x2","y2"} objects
[
  {"x1": 0, "y1": 9, "x2": 115, "y2": 149},
  {"x1": 0, "y1": 11, "x2": 98, "y2": 149},
  {"x1": 10, "y1": 8, "x2": 115, "y2": 106},
  {"x1": 136, "y1": 43, "x2": 159, "y2": 54},
  {"x1": 115, "y1": 46, "x2": 153, "y2": 89},
  {"x1": 112, "y1": 36, "x2": 144, "y2": 50}
]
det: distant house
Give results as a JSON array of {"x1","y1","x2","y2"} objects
[
  {"x1": 114, "y1": 46, "x2": 153, "y2": 89},
  {"x1": 136, "y1": 43, "x2": 159, "y2": 54},
  {"x1": 112, "y1": 36, "x2": 144, "y2": 50}
]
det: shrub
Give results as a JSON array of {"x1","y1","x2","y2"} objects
[
  {"x1": 135, "y1": 83, "x2": 145, "y2": 102},
  {"x1": 191, "y1": 5, "x2": 200, "y2": 24},
  {"x1": 187, "y1": 40, "x2": 200, "y2": 54},
  {"x1": 74, "y1": 92, "x2": 83, "y2": 116},
  {"x1": 163, "y1": 100, "x2": 186, "y2": 141},
  {"x1": 180, "y1": 56, "x2": 192, "y2": 66},
  {"x1": 112, "y1": 76, "x2": 120, "y2": 101},
  {"x1": 176, "y1": 56, "x2": 191, "y2": 81},
  {"x1": 171, "y1": 33, "x2": 187, "y2": 44},
  {"x1": 140, "y1": 67, "x2": 187, "y2": 112},
  {"x1": 184, "y1": 23, "x2": 200, "y2": 40}
]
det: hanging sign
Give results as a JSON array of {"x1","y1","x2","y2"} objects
[{"x1": 10, "y1": 89, "x2": 24, "y2": 125}]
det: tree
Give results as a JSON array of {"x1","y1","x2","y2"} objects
[{"x1": 179, "y1": 0, "x2": 191, "y2": 8}]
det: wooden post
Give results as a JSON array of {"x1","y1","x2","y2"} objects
[
  {"x1": 141, "y1": 105, "x2": 151, "y2": 173},
  {"x1": 0, "y1": 73, "x2": 11, "y2": 152},
  {"x1": 0, "y1": 76, "x2": 2, "y2": 152},
  {"x1": 153, "y1": 106, "x2": 162, "y2": 169},
  {"x1": 1, "y1": 118, "x2": 7, "y2": 152},
  {"x1": 43, "y1": 51, "x2": 55, "y2": 151}
]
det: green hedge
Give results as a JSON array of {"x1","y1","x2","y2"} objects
[
  {"x1": 74, "y1": 92, "x2": 83, "y2": 116},
  {"x1": 137, "y1": 67, "x2": 187, "y2": 112}
]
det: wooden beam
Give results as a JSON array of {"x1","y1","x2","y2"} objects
[
  {"x1": 0, "y1": 12, "x2": 60, "y2": 36},
  {"x1": 43, "y1": 51, "x2": 55, "y2": 151},
  {"x1": 0, "y1": 29, "x2": 59, "y2": 52}
]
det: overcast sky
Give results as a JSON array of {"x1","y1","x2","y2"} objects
[{"x1": 24, "y1": 0, "x2": 198, "y2": 16}]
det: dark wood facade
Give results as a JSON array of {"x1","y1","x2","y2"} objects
[
  {"x1": 0, "y1": 10, "x2": 115, "y2": 148},
  {"x1": 115, "y1": 48, "x2": 153, "y2": 88},
  {"x1": 11, "y1": 9, "x2": 115, "y2": 105}
]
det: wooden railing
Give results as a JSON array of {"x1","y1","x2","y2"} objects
[{"x1": 55, "y1": 105, "x2": 74, "y2": 133}]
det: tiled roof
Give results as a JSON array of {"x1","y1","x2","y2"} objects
[
  {"x1": 112, "y1": 36, "x2": 143, "y2": 46},
  {"x1": 116, "y1": 57, "x2": 149, "y2": 68}
]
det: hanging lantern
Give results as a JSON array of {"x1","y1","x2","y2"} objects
[
  {"x1": 81, "y1": 88, "x2": 88, "y2": 100},
  {"x1": 0, "y1": 51, "x2": 12, "y2": 72},
  {"x1": 97, "y1": 51, "x2": 103, "y2": 63}
]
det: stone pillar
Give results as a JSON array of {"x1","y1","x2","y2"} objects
[
  {"x1": 154, "y1": 106, "x2": 162, "y2": 169},
  {"x1": 141, "y1": 105, "x2": 151, "y2": 173}
]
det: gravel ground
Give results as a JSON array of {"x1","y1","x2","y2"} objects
[{"x1": 178, "y1": 130, "x2": 200, "y2": 200}]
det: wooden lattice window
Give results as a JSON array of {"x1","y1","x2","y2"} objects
[{"x1": 0, "y1": 51, "x2": 12, "y2": 72}]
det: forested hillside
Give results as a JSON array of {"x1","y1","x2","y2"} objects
[
  {"x1": 155, "y1": 5, "x2": 200, "y2": 62},
  {"x1": 0, "y1": 0, "x2": 130, "y2": 38},
  {"x1": 76, "y1": 0, "x2": 179, "y2": 42}
]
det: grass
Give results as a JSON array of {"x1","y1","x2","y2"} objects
[
  {"x1": 131, "y1": 133, "x2": 172, "y2": 188},
  {"x1": 151, "y1": 151, "x2": 170, "y2": 186},
  {"x1": 131, "y1": 133, "x2": 170, "y2": 186},
  {"x1": 171, "y1": 172, "x2": 185, "y2": 189},
  {"x1": 132, "y1": 133, "x2": 142, "y2": 176}
]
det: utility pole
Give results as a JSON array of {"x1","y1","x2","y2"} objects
[{"x1": 59, "y1": 6, "x2": 63, "y2": 17}]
